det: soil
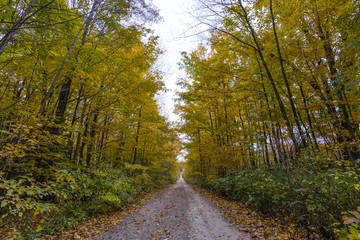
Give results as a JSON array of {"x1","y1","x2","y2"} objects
[{"x1": 96, "y1": 176, "x2": 251, "y2": 240}]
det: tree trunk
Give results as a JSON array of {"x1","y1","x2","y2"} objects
[
  {"x1": 299, "y1": 84, "x2": 319, "y2": 149},
  {"x1": 86, "y1": 111, "x2": 98, "y2": 166},
  {"x1": 132, "y1": 106, "x2": 142, "y2": 164},
  {"x1": 0, "y1": 0, "x2": 37, "y2": 55},
  {"x1": 49, "y1": 78, "x2": 72, "y2": 135},
  {"x1": 269, "y1": 0, "x2": 307, "y2": 149},
  {"x1": 236, "y1": 0, "x2": 300, "y2": 154}
]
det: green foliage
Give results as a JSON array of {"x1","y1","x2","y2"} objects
[
  {"x1": 0, "y1": 0, "x2": 178, "y2": 238},
  {"x1": 0, "y1": 162, "x2": 177, "y2": 238},
  {"x1": 0, "y1": 174, "x2": 58, "y2": 219},
  {"x1": 339, "y1": 208, "x2": 360, "y2": 240},
  {"x1": 183, "y1": 172, "x2": 209, "y2": 188},
  {"x1": 190, "y1": 165, "x2": 360, "y2": 238}
]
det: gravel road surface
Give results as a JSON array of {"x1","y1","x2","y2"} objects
[{"x1": 97, "y1": 176, "x2": 251, "y2": 240}]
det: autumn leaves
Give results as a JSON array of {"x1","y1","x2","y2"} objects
[
  {"x1": 0, "y1": 0, "x2": 178, "y2": 237},
  {"x1": 178, "y1": 0, "x2": 360, "y2": 177},
  {"x1": 178, "y1": 1, "x2": 360, "y2": 238}
]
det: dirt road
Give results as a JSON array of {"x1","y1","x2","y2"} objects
[{"x1": 97, "y1": 176, "x2": 251, "y2": 240}]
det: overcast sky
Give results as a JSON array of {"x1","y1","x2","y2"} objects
[{"x1": 151, "y1": 0, "x2": 201, "y2": 123}]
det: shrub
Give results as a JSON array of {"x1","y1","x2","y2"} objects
[
  {"x1": 0, "y1": 162, "x2": 176, "y2": 239},
  {"x1": 208, "y1": 166, "x2": 360, "y2": 238},
  {"x1": 339, "y1": 207, "x2": 360, "y2": 240}
]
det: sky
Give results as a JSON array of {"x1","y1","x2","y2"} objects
[{"x1": 151, "y1": 0, "x2": 200, "y2": 123}]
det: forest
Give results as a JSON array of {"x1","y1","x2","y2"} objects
[
  {"x1": 0, "y1": 0, "x2": 359, "y2": 239},
  {"x1": 0, "y1": 0, "x2": 178, "y2": 238},
  {"x1": 178, "y1": 0, "x2": 360, "y2": 239}
]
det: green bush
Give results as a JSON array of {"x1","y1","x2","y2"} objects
[
  {"x1": 184, "y1": 172, "x2": 211, "y2": 188},
  {"x1": 339, "y1": 207, "x2": 360, "y2": 240},
  {"x1": 1, "y1": 162, "x2": 176, "y2": 239},
  {"x1": 209, "y1": 166, "x2": 360, "y2": 238}
]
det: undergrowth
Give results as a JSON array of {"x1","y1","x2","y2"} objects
[
  {"x1": 185, "y1": 165, "x2": 360, "y2": 239},
  {"x1": 0, "y1": 162, "x2": 177, "y2": 239}
]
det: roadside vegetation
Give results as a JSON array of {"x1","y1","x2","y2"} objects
[
  {"x1": 0, "y1": 0, "x2": 178, "y2": 238},
  {"x1": 179, "y1": 0, "x2": 360, "y2": 239}
]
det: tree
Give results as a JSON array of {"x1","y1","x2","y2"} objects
[{"x1": 179, "y1": 0, "x2": 360, "y2": 178}]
